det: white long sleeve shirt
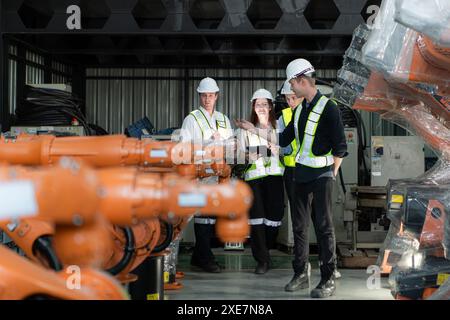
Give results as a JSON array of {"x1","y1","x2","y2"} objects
[{"x1": 180, "y1": 106, "x2": 233, "y2": 143}]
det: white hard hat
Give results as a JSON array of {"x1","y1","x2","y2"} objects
[
  {"x1": 281, "y1": 80, "x2": 295, "y2": 95},
  {"x1": 197, "y1": 77, "x2": 220, "y2": 93},
  {"x1": 286, "y1": 58, "x2": 315, "y2": 81},
  {"x1": 250, "y1": 89, "x2": 274, "y2": 102}
]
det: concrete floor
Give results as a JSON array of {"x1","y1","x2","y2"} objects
[{"x1": 166, "y1": 249, "x2": 394, "y2": 300}]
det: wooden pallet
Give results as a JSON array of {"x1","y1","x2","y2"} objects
[{"x1": 338, "y1": 245, "x2": 379, "y2": 269}]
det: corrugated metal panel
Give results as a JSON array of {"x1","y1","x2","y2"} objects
[
  {"x1": 25, "y1": 50, "x2": 45, "y2": 85},
  {"x1": 26, "y1": 65, "x2": 44, "y2": 85},
  {"x1": 8, "y1": 58, "x2": 17, "y2": 114},
  {"x1": 86, "y1": 68, "x2": 293, "y2": 133},
  {"x1": 26, "y1": 51, "x2": 44, "y2": 65},
  {"x1": 51, "y1": 61, "x2": 72, "y2": 84},
  {"x1": 9, "y1": 45, "x2": 17, "y2": 55},
  {"x1": 86, "y1": 68, "x2": 183, "y2": 134},
  {"x1": 85, "y1": 67, "x2": 412, "y2": 141},
  {"x1": 7, "y1": 46, "x2": 74, "y2": 116},
  {"x1": 7, "y1": 45, "x2": 18, "y2": 114}
]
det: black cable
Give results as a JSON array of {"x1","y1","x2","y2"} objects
[
  {"x1": 14, "y1": 85, "x2": 92, "y2": 136},
  {"x1": 351, "y1": 108, "x2": 370, "y2": 185},
  {"x1": 88, "y1": 123, "x2": 109, "y2": 136},
  {"x1": 338, "y1": 166, "x2": 347, "y2": 194},
  {"x1": 32, "y1": 236, "x2": 63, "y2": 271},
  {"x1": 106, "y1": 227, "x2": 135, "y2": 276},
  {"x1": 336, "y1": 100, "x2": 371, "y2": 186},
  {"x1": 152, "y1": 220, "x2": 174, "y2": 254}
]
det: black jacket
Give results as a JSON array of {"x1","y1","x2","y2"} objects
[{"x1": 279, "y1": 91, "x2": 348, "y2": 183}]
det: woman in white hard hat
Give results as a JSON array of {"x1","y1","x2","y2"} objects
[{"x1": 236, "y1": 88, "x2": 285, "y2": 275}]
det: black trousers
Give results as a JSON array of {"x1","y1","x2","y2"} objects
[
  {"x1": 292, "y1": 177, "x2": 337, "y2": 279},
  {"x1": 283, "y1": 167, "x2": 296, "y2": 218},
  {"x1": 191, "y1": 217, "x2": 216, "y2": 265},
  {"x1": 247, "y1": 175, "x2": 285, "y2": 264}
]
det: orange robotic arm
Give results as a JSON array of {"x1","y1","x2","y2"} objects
[
  {"x1": 0, "y1": 134, "x2": 224, "y2": 168},
  {"x1": 0, "y1": 218, "x2": 56, "y2": 268},
  {"x1": 0, "y1": 158, "x2": 115, "y2": 268},
  {"x1": 96, "y1": 167, "x2": 251, "y2": 234},
  {"x1": 354, "y1": 72, "x2": 450, "y2": 160},
  {"x1": 0, "y1": 159, "x2": 251, "y2": 278},
  {"x1": 0, "y1": 245, "x2": 127, "y2": 300}
]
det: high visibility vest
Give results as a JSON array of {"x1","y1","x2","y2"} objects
[
  {"x1": 281, "y1": 107, "x2": 298, "y2": 168},
  {"x1": 190, "y1": 109, "x2": 230, "y2": 140},
  {"x1": 294, "y1": 96, "x2": 335, "y2": 168},
  {"x1": 244, "y1": 132, "x2": 284, "y2": 181}
]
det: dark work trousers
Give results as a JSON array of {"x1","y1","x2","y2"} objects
[
  {"x1": 292, "y1": 177, "x2": 337, "y2": 280},
  {"x1": 284, "y1": 166, "x2": 317, "y2": 261},
  {"x1": 283, "y1": 167, "x2": 296, "y2": 219},
  {"x1": 191, "y1": 216, "x2": 216, "y2": 265},
  {"x1": 247, "y1": 175, "x2": 285, "y2": 264}
]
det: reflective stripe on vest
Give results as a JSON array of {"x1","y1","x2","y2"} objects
[
  {"x1": 194, "y1": 217, "x2": 216, "y2": 225},
  {"x1": 244, "y1": 132, "x2": 284, "y2": 181},
  {"x1": 293, "y1": 96, "x2": 335, "y2": 168},
  {"x1": 281, "y1": 107, "x2": 298, "y2": 168},
  {"x1": 248, "y1": 218, "x2": 282, "y2": 227},
  {"x1": 190, "y1": 109, "x2": 229, "y2": 140},
  {"x1": 244, "y1": 133, "x2": 268, "y2": 181}
]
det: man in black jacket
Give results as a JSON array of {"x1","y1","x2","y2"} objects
[{"x1": 236, "y1": 58, "x2": 347, "y2": 298}]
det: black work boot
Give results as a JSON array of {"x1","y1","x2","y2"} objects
[
  {"x1": 310, "y1": 278, "x2": 336, "y2": 298},
  {"x1": 255, "y1": 262, "x2": 269, "y2": 275},
  {"x1": 284, "y1": 263, "x2": 311, "y2": 292},
  {"x1": 191, "y1": 259, "x2": 222, "y2": 273}
]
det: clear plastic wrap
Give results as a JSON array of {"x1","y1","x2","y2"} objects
[
  {"x1": 445, "y1": 210, "x2": 450, "y2": 260},
  {"x1": 394, "y1": 0, "x2": 450, "y2": 47},
  {"x1": 418, "y1": 159, "x2": 450, "y2": 187},
  {"x1": 362, "y1": 0, "x2": 417, "y2": 82},
  {"x1": 164, "y1": 238, "x2": 181, "y2": 285},
  {"x1": 390, "y1": 255, "x2": 450, "y2": 299},
  {"x1": 428, "y1": 278, "x2": 450, "y2": 300},
  {"x1": 378, "y1": 105, "x2": 450, "y2": 161},
  {"x1": 335, "y1": 4, "x2": 450, "y2": 294},
  {"x1": 348, "y1": 71, "x2": 450, "y2": 160},
  {"x1": 362, "y1": 0, "x2": 450, "y2": 95},
  {"x1": 416, "y1": 35, "x2": 450, "y2": 74},
  {"x1": 332, "y1": 24, "x2": 372, "y2": 107},
  {"x1": 378, "y1": 180, "x2": 450, "y2": 292}
]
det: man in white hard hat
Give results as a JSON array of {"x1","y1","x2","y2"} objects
[
  {"x1": 277, "y1": 81, "x2": 343, "y2": 285},
  {"x1": 179, "y1": 77, "x2": 233, "y2": 273},
  {"x1": 236, "y1": 59, "x2": 347, "y2": 298}
]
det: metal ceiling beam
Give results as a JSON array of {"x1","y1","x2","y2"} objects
[{"x1": 2, "y1": 0, "x2": 379, "y2": 36}]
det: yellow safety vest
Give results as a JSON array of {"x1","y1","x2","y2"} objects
[
  {"x1": 281, "y1": 107, "x2": 298, "y2": 168},
  {"x1": 190, "y1": 109, "x2": 230, "y2": 140},
  {"x1": 294, "y1": 96, "x2": 335, "y2": 168},
  {"x1": 244, "y1": 131, "x2": 284, "y2": 181}
]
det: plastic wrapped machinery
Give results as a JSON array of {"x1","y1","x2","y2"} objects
[
  {"x1": 332, "y1": 24, "x2": 372, "y2": 107},
  {"x1": 362, "y1": 0, "x2": 450, "y2": 95},
  {"x1": 332, "y1": 0, "x2": 450, "y2": 299},
  {"x1": 390, "y1": 255, "x2": 450, "y2": 299},
  {"x1": 164, "y1": 238, "x2": 181, "y2": 286},
  {"x1": 428, "y1": 278, "x2": 450, "y2": 300},
  {"x1": 394, "y1": 0, "x2": 450, "y2": 47}
]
